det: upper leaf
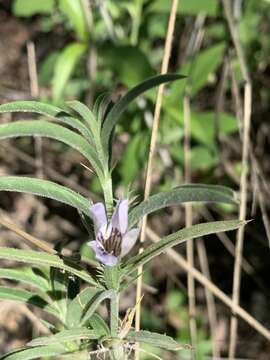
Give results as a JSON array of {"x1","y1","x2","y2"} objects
[
  {"x1": 101, "y1": 73, "x2": 186, "y2": 150},
  {"x1": 0, "y1": 120, "x2": 102, "y2": 177},
  {"x1": 0, "y1": 100, "x2": 94, "y2": 143},
  {"x1": 128, "y1": 184, "x2": 237, "y2": 228}
]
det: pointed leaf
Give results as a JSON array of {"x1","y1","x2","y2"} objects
[
  {"x1": 52, "y1": 42, "x2": 87, "y2": 102},
  {"x1": 0, "y1": 120, "x2": 102, "y2": 176},
  {"x1": 28, "y1": 328, "x2": 99, "y2": 347},
  {"x1": 66, "y1": 287, "x2": 100, "y2": 328},
  {"x1": 128, "y1": 184, "x2": 237, "y2": 228},
  {"x1": 101, "y1": 73, "x2": 186, "y2": 148},
  {"x1": 80, "y1": 289, "x2": 114, "y2": 326},
  {"x1": 0, "y1": 345, "x2": 67, "y2": 360},
  {"x1": 0, "y1": 176, "x2": 90, "y2": 215},
  {"x1": 89, "y1": 313, "x2": 110, "y2": 336},
  {"x1": 127, "y1": 330, "x2": 183, "y2": 351},
  {"x1": 0, "y1": 267, "x2": 49, "y2": 291},
  {"x1": 123, "y1": 220, "x2": 245, "y2": 274},
  {"x1": 0, "y1": 101, "x2": 93, "y2": 142},
  {"x1": 0, "y1": 248, "x2": 99, "y2": 286},
  {"x1": 0, "y1": 286, "x2": 58, "y2": 317}
]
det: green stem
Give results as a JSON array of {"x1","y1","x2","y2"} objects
[{"x1": 110, "y1": 291, "x2": 125, "y2": 359}]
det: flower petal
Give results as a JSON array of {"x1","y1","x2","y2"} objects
[
  {"x1": 111, "y1": 199, "x2": 128, "y2": 234},
  {"x1": 90, "y1": 202, "x2": 107, "y2": 237},
  {"x1": 89, "y1": 241, "x2": 118, "y2": 266},
  {"x1": 121, "y1": 227, "x2": 140, "y2": 257}
]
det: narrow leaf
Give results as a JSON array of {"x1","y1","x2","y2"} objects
[
  {"x1": 52, "y1": 42, "x2": 87, "y2": 102},
  {"x1": 89, "y1": 313, "x2": 110, "y2": 336},
  {"x1": 0, "y1": 101, "x2": 93, "y2": 142},
  {"x1": 101, "y1": 73, "x2": 185, "y2": 148},
  {"x1": 80, "y1": 289, "x2": 114, "y2": 326},
  {"x1": 127, "y1": 330, "x2": 183, "y2": 351},
  {"x1": 0, "y1": 248, "x2": 98, "y2": 286},
  {"x1": 0, "y1": 267, "x2": 48, "y2": 291},
  {"x1": 128, "y1": 184, "x2": 237, "y2": 228},
  {"x1": 66, "y1": 287, "x2": 100, "y2": 328},
  {"x1": 0, "y1": 345, "x2": 67, "y2": 360},
  {"x1": 0, "y1": 286, "x2": 58, "y2": 317},
  {"x1": 0, "y1": 120, "x2": 102, "y2": 175},
  {"x1": 28, "y1": 328, "x2": 99, "y2": 347},
  {"x1": 123, "y1": 220, "x2": 245, "y2": 274},
  {"x1": 0, "y1": 176, "x2": 90, "y2": 215}
]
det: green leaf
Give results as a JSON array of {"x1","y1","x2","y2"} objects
[
  {"x1": 52, "y1": 43, "x2": 87, "y2": 103},
  {"x1": 13, "y1": 0, "x2": 54, "y2": 16},
  {"x1": 66, "y1": 100, "x2": 99, "y2": 136},
  {"x1": 149, "y1": 0, "x2": 218, "y2": 16},
  {"x1": 28, "y1": 328, "x2": 99, "y2": 347},
  {"x1": 59, "y1": 0, "x2": 89, "y2": 41},
  {"x1": 0, "y1": 176, "x2": 90, "y2": 215},
  {"x1": 101, "y1": 45, "x2": 154, "y2": 87},
  {"x1": 66, "y1": 287, "x2": 100, "y2": 328},
  {"x1": 101, "y1": 73, "x2": 185, "y2": 149},
  {"x1": 123, "y1": 220, "x2": 245, "y2": 274},
  {"x1": 0, "y1": 100, "x2": 94, "y2": 142},
  {"x1": 0, "y1": 267, "x2": 49, "y2": 291},
  {"x1": 127, "y1": 330, "x2": 183, "y2": 351},
  {"x1": 170, "y1": 43, "x2": 226, "y2": 100},
  {"x1": 80, "y1": 289, "x2": 114, "y2": 326},
  {"x1": 128, "y1": 184, "x2": 237, "y2": 228},
  {"x1": 0, "y1": 248, "x2": 98, "y2": 286},
  {"x1": 0, "y1": 286, "x2": 58, "y2": 317},
  {"x1": 0, "y1": 345, "x2": 67, "y2": 360},
  {"x1": 0, "y1": 120, "x2": 102, "y2": 175},
  {"x1": 89, "y1": 313, "x2": 110, "y2": 336}
]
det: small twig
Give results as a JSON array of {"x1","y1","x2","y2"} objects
[
  {"x1": 0, "y1": 216, "x2": 57, "y2": 254},
  {"x1": 197, "y1": 238, "x2": 220, "y2": 358},
  {"x1": 222, "y1": 2, "x2": 252, "y2": 357},
  {"x1": 135, "y1": 2, "x2": 179, "y2": 360},
  {"x1": 184, "y1": 94, "x2": 197, "y2": 352}
]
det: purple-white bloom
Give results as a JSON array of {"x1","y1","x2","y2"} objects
[{"x1": 89, "y1": 199, "x2": 140, "y2": 266}]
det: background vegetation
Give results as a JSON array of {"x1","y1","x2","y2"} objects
[{"x1": 0, "y1": 0, "x2": 270, "y2": 359}]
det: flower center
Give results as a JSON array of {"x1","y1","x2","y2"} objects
[{"x1": 100, "y1": 228, "x2": 122, "y2": 257}]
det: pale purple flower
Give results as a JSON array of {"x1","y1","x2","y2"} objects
[{"x1": 89, "y1": 199, "x2": 140, "y2": 266}]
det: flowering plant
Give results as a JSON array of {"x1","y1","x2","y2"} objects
[{"x1": 0, "y1": 74, "x2": 244, "y2": 359}]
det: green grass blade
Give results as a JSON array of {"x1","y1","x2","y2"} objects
[
  {"x1": 0, "y1": 176, "x2": 90, "y2": 215},
  {"x1": 101, "y1": 73, "x2": 186, "y2": 149},
  {"x1": 0, "y1": 286, "x2": 58, "y2": 317},
  {"x1": 128, "y1": 184, "x2": 237, "y2": 228},
  {"x1": 123, "y1": 220, "x2": 245, "y2": 274},
  {"x1": 0, "y1": 120, "x2": 102, "y2": 176},
  {"x1": 0, "y1": 247, "x2": 98, "y2": 286}
]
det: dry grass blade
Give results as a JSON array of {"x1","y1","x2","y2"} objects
[
  {"x1": 197, "y1": 238, "x2": 220, "y2": 358},
  {"x1": 222, "y1": 1, "x2": 252, "y2": 357},
  {"x1": 135, "y1": 1, "x2": 179, "y2": 359},
  {"x1": 184, "y1": 94, "x2": 197, "y2": 353},
  {"x1": 146, "y1": 227, "x2": 270, "y2": 342},
  {"x1": 0, "y1": 216, "x2": 57, "y2": 255}
]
